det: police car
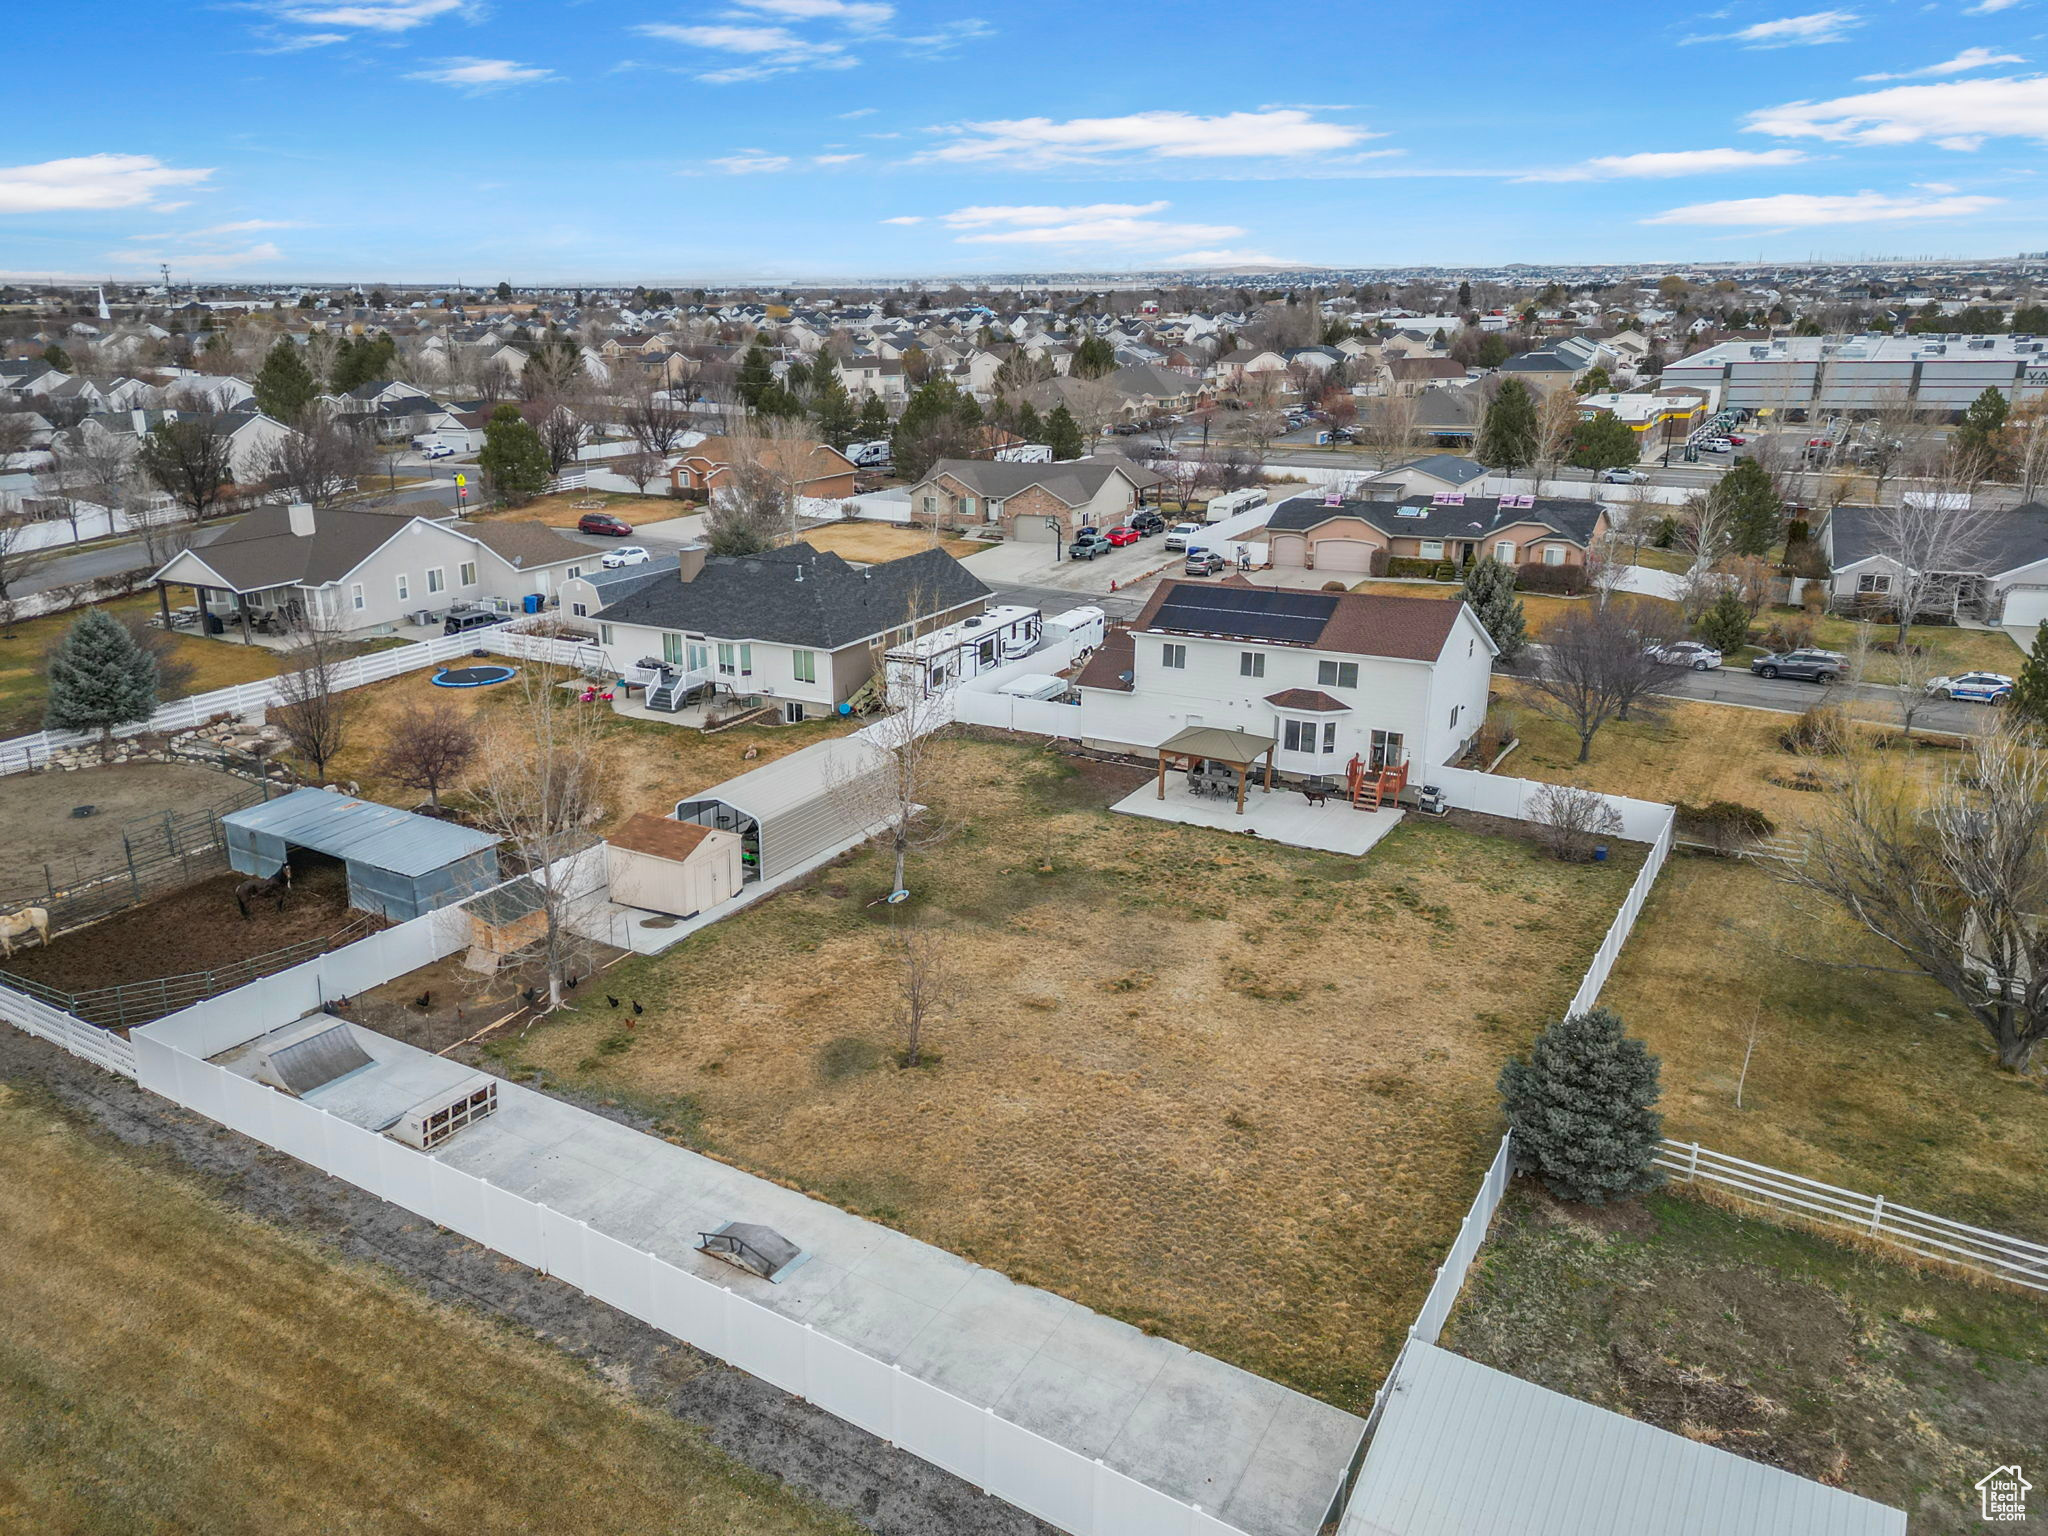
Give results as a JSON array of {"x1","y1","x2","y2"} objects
[{"x1": 1924, "y1": 671, "x2": 2014, "y2": 704}]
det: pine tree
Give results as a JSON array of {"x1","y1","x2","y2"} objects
[
  {"x1": 478, "y1": 403, "x2": 550, "y2": 504},
  {"x1": 254, "y1": 336, "x2": 319, "y2": 423},
  {"x1": 1072, "y1": 334, "x2": 1117, "y2": 379},
  {"x1": 1459, "y1": 558, "x2": 1527, "y2": 663},
  {"x1": 858, "y1": 394, "x2": 891, "y2": 439},
  {"x1": 1044, "y1": 404, "x2": 1085, "y2": 461},
  {"x1": 811, "y1": 371, "x2": 859, "y2": 449},
  {"x1": 44, "y1": 606, "x2": 158, "y2": 759},
  {"x1": 2010, "y1": 622, "x2": 2048, "y2": 733},
  {"x1": 1475, "y1": 379, "x2": 1537, "y2": 472},
  {"x1": 1709, "y1": 459, "x2": 1784, "y2": 556},
  {"x1": 1016, "y1": 401, "x2": 1044, "y2": 441},
  {"x1": 890, "y1": 378, "x2": 981, "y2": 481},
  {"x1": 736, "y1": 343, "x2": 775, "y2": 410},
  {"x1": 1573, "y1": 364, "x2": 1612, "y2": 397},
  {"x1": 1568, "y1": 410, "x2": 1639, "y2": 472},
  {"x1": 1696, "y1": 589, "x2": 1752, "y2": 655},
  {"x1": 1954, "y1": 386, "x2": 2011, "y2": 474},
  {"x1": 1498, "y1": 1006, "x2": 1664, "y2": 1205},
  {"x1": 42, "y1": 343, "x2": 72, "y2": 372}
]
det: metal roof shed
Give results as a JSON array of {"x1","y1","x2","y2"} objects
[
  {"x1": 1340, "y1": 1343, "x2": 1907, "y2": 1536},
  {"x1": 224, "y1": 788, "x2": 502, "y2": 922},
  {"x1": 672, "y1": 734, "x2": 888, "y2": 883}
]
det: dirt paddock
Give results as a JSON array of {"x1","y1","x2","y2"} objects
[
  {"x1": 0, "y1": 763, "x2": 258, "y2": 877},
  {"x1": 1, "y1": 862, "x2": 378, "y2": 993}
]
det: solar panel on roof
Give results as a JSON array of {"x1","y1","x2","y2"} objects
[{"x1": 1152, "y1": 586, "x2": 1337, "y2": 646}]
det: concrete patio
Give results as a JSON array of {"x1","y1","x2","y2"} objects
[
  {"x1": 1114, "y1": 776, "x2": 1405, "y2": 856},
  {"x1": 214, "y1": 1016, "x2": 1364, "y2": 1536}
]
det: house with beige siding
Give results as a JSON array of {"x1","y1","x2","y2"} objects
[
  {"x1": 901, "y1": 455, "x2": 1161, "y2": 544},
  {"x1": 1263, "y1": 493, "x2": 1610, "y2": 576}
]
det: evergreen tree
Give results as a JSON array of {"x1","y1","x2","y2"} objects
[
  {"x1": 2012, "y1": 304, "x2": 2048, "y2": 335},
  {"x1": 1709, "y1": 458, "x2": 1784, "y2": 556},
  {"x1": 1016, "y1": 401, "x2": 1044, "y2": 441},
  {"x1": 891, "y1": 378, "x2": 982, "y2": 481},
  {"x1": 1475, "y1": 333, "x2": 1510, "y2": 369},
  {"x1": 1498, "y1": 1006, "x2": 1664, "y2": 1206},
  {"x1": 495, "y1": 280, "x2": 513, "y2": 302},
  {"x1": 44, "y1": 606, "x2": 158, "y2": 759},
  {"x1": 735, "y1": 343, "x2": 775, "y2": 410},
  {"x1": 1572, "y1": 364, "x2": 1612, "y2": 396},
  {"x1": 327, "y1": 333, "x2": 397, "y2": 395},
  {"x1": 1568, "y1": 410, "x2": 1639, "y2": 472},
  {"x1": 478, "y1": 403, "x2": 550, "y2": 504},
  {"x1": 2010, "y1": 622, "x2": 2048, "y2": 734},
  {"x1": 753, "y1": 382, "x2": 805, "y2": 419},
  {"x1": 1954, "y1": 386, "x2": 2011, "y2": 474},
  {"x1": 811, "y1": 370, "x2": 859, "y2": 449},
  {"x1": 254, "y1": 336, "x2": 319, "y2": 423},
  {"x1": 1044, "y1": 404, "x2": 1085, "y2": 461},
  {"x1": 1696, "y1": 589, "x2": 1752, "y2": 655},
  {"x1": 857, "y1": 394, "x2": 891, "y2": 439},
  {"x1": 42, "y1": 343, "x2": 72, "y2": 372},
  {"x1": 1456, "y1": 280, "x2": 1472, "y2": 309},
  {"x1": 1072, "y1": 334, "x2": 1117, "y2": 379},
  {"x1": 1459, "y1": 558, "x2": 1527, "y2": 663},
  {"x1": 1474, "y1": 378, "x2": 1537, "y2": 472}
]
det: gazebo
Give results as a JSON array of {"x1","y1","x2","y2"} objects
[{"x1": 1154, "y1": 724, "x2": 1276, "y2": 815}]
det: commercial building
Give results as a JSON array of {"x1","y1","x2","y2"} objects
[{"x1": 1664, "y1": 333, "x2": 2048, "y2": 417}]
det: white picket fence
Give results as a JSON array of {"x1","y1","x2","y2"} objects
[
  {"x1": 0, "y1": 977, "x2": 139, "y2": 1077},
  {"x1": 1655, "y1": 1140, "x2": 2048, "y2": 1293}
]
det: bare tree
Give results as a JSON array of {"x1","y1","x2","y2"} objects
[
  {"x1": 2008, "y1": 397, "x2": 2048, "y2": 502},
  {"x1": 1356, "y1": 391, "x2": 1419, "y2": 476},
  {"x1": 1523, "y1": 598, "x2": 1685, "y2": 760},
  {"x1": 534, "y1": 397, "x2": 587, "y2": 475},
  {"x1": 1864, "y1": 481, "x2": 1995, "y2": 647},
  {"x1": 374, "y1": 697, "x2": 479, "y2": 809},
  {"x1": 889, "y1": 920, "x2": 955, "y2": 1067},
  {"x1": 468, "y1": 662, "x2": 607, "y2": 1009},
  {"x1": 1530, "y1": 385, "x2": 1581, "y2": 496},
  {"x1": 263, "y1": 418, "x2": 373, "y2": 508},
  {"x1": 0, "y1": 411, "x2": 35, "y2": 469},
  {"x1": 0, "y1": 517, "x2": 39, "y2": 602},
  {"x1": 1530, "y1": 781, "x2": 1624, "y2": 861},
  {"x1": 1862, "y1": 388, "x2": 1934, "y2": 505},
  {"x1": 1229, "y1": 372, "x2": 1288, "y2": 467},
  {"x1": 271, "y1": 622, "x2": 359, "y2": 780},
  {"x1": 1790, "y1": 726, "x2": 2048, "y2": 1072},
  {"x1": 618, "y1": 374, "x2": 693, "y2": 458},
  {"x1": 617, "y1": 450, "x2": 663, "y2": 495}
]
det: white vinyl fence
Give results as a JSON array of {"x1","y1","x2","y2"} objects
[
  {"x1": 1656, "y1": 1140, "x2": 2048, "y2": 1293},
  {"x1": 0, "y1": 978, "x2": 138, "y2": 1077},
  {"x1": 1565, "y1": 805, "x2": 1675, "y2": 1018}
]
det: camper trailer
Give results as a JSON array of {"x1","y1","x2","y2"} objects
[
  {"x1": 1203, "y1": 487, "x2": 1269, "y2": 523},
  {"x1": 884, "y1": 604, "x2": 1041, "y2": 701},
  {"x1": 1043, "y1": 604, "x2": 1106, "y2": 657}
]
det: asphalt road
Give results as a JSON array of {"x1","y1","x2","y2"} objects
[{"x1": 1656, "y1": 663, "x2": 1995, "y2": 733}]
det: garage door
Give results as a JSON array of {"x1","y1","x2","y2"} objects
[
  {"x1": 1010, "y1": 514, "x2": 1060, "y2": 544},
  {"x1": 2002, "y1": 587, "x2": 2048, "y2": 628},
  {"x1": 1313, "y1": 539, "x2": 1380, "y2": 573},
  {"x1": 1269, "y1": 533, "x2": 1307, "y2": 568}
]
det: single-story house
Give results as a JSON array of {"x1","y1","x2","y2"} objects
[
  {"x1": 1821, "y1": 500, "x2": 2048, "y2": 626},
  {"x1": 1264, "y1": 492, "x2": 1609, "y2": 575},
  {"x1": 1357, "y1": 453, "x2": 1492, "y2": 501},
  {"x1": 591, "y1": 541, "x2": 990, "y2": 722},
  {"x1": 903, "y1": 454, "x2": 1162, "y2": 543}
]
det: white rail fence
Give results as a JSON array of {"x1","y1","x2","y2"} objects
[
  {"x1": 0, "y1": 978, "x2": 139, "y2": 1078},
  {"x1": 1656, "y1": 1140, "x2": 2048, "y2": 1293}
]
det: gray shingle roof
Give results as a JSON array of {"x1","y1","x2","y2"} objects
[
  {"x1": 1266, "y1": 492, "x2": 1605, "y2": 547},
  {"x1": 924, "y1": 454, "x2": 1161, "y2": 507},
  {"x1": 594, "y1": 542, "x2": 990, "y2": 649},
  {"x1": 1826, "y1": 501, "x2": 2048, "y2": 576},
  {"x1": 169, "y1": 501, "x2": 450, "y2": 592}
]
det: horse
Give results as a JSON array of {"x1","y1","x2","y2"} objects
[
  {"x1": 0, "y1": 907, "x2": 50, "y2": 958},
  {"x1": 234, "y1": 865, "x2": 293, "y2": 919}
]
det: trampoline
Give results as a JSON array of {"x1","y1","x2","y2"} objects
[{"x1": 432, "y1": 664, "x2": 518, "y2": 688}]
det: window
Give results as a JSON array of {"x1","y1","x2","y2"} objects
[
  {"x1": 1419, "y1": 540, "x2": 1444, "y2": 559},
  {"x1": 395, "y1": 573, "x2": 410, "y2": 602},
  {"x1": 792, "y1": 649, "x2": 817, "y2": 684},
  {"x1": 921, "y1": 494, "x2": 936, "y2": 517},
  {"x1": 571, "y1": 602, "x2": 588, "y2": 617},
  {"x1": 1283, "y1": 719, "x2": 1336, "y2": 754},
  {"x1": 350, "y1": 582, "x2": 365, "y2": 612},
  {"x1": 1542, "y1": 545, "x2": 1565, "y2": 566},
  {"x1": 1370, "y1": 729, "x2": 1404, "y2": 770},
  {"x1": 1162, "y1": 643, "x2": 1186, "y2": 669},
  {"x1": 426, "y1": 566, "x2": 445, "y2": 594},
  {"x1": 599, "y1": 623, "x2": 614, "y2": 645},
  {"x1": 1240, "y1": 651, "x2": 1265, "y2": 678},
  {"x1": 957, "y1": 495, "x2": 976, "y2": 519},
  {"x1": 567, "y1": 565, "x2": 582, "y2": 580},
  {"x1": 663, "y1": 633, "x2": 684, "y2": 665},
  {"x1": 1323, "y1": 721, "x2": 1336, "y2": 753},
  {"x1": 459, "y1": 561, "x2": 477, "y2": 586},
  {"x1": 1857, "y1": 572, "x2": 1892, "y2": 594},
  {"x1": 1494, "y1": 540, "x2": 1516, "y2": 562},
  {"x1": 1449, "y1": 704, "x2": 1462, "y2": 729},
  {"x1": 783, "y1": 700, "x2": 806, "y2": 724},
  {"x1": 1317, "y1": 660, "x2": 1358, "y2": 689},
  {"x1": 688, "y1": 642, "x2": 709, "y2": 672},
  {"x1": 738, "y1": 643, "x2": 753, "y2": 677},
  {"x1": 717, "y1": 642, "x2": 736, "y2": 675}
]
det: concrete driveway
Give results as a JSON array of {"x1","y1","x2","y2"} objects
[{"x1": 960, "y1": 533, "x2": 1182, "y2": 596}]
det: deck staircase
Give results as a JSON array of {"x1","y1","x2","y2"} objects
[
  {"x1": 646, "y1": 674, "x2": 691, "y2": 712},
  {"x1": 1347, "y1": 756, "x2": 1408, "y2": 812}
]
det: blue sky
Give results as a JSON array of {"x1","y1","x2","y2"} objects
[{"x1": 3, "y1": 0, "x2": 2045, "y2": 281}]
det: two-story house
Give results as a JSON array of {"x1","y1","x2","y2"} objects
[
  {"x1": 1073, "y1": 577, "x2": 1496, "y2": 779},
  {"x1": 670, "y1": 436, "x2": 858, "y2": 502},
  {"x1": 590, "y1": 542, "x2": 990, "y2": 723},
  {"x1": 1264, "y1": 493, "x2": 1610, "y2": 576},
  {"x1": 903, "y1": 455, "x2": 1161, "y2": 544}
]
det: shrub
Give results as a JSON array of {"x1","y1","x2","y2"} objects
[
  {"x1": 1368, "y1": 547, "x2": 1390, "y2": 577},
  {"x1": 1529, "y1": 781, "x2": 1623, "y2": 861},
  {"x1": 1321, "y1": 581, "x2": 1347, "y2": 592},
  {"x1": 1385, "y1": 555, "x2": 1452, "y2": 580},
  {"x1": 1784, "y1": 518, "x2": 1810, "y2": 545},
  {"x1": 1514, "y1": 560, "x2": 1589, "y2": 595},
  {"x1": 1651, "y1": 516, "x2": 1679, "y2": 549},
  {"x1": 1695, "y1": 591, "x2": 1751, "y2": 655},
  {"x1": 1675, "y1": 799, "x2": 1775, "y2": 855},
  {"x1": 1499, "y1": 1006, "x2": 1665, "y2": 1205},
  {"x1": 1780, "y1": 703, "x2": 1848, "y2": 755},
  {"x1": 1761, "y1": 613, "x2": 1815, "y2": 652}
]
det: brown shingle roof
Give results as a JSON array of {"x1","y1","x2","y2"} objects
[
  {"x1": 608, "y1": 812, "x2": 719, "y2": 861},
  {"x1": 1263, "y1": 688, "x2": 1349, "y2": 711},
  {"x1": 1074, "y1": 624, "x2": 1135, "y2": 691}
]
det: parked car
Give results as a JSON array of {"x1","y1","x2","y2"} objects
[
  {"x1": 1164, "y1": 522, "x2": 1204, "y2": 551},
  {"x1": 1130, "y1": 510, "x2": 1166, "y2": 536},
  {"x1": 1750, "y1": 648, "x2": 1848, "y2": 682},
  {"x1": 1806, "y1": 437, "x2": 1834, "y2": 450},
  {"x1": 1067, "y1": 531, "x2": 1113, "y2": 560},
  {"x1": 444, "y1": 609, "x2": 512, "y2": 636},
  {"x1": 1699, "y1": 438, "x2": 1733, "y2": 453},
  {"x1": 1925, "y1": 670, "x2": 2014, "y2": 704},
  {"x1": 1597, "y1": 467, "x2": 1647, "y2": 484},
  {"x1": 1106, "y1": 421, "x2": 1144, "y2": 436},
  {"x1": 577, "y1": 511, "x2": 633, "y2": 537},
  {"x1": 1645, "y1": 640, "x2": 1722, "y2": 671},
  {"x1": 421, "y1": 443, "x2": 455, "y2": 460},
  {"x1": 1726, "y1": 434, "x2": 1748, "y2": 446},
  {"x1": 1105, "y1": 524, "x2": 1141, "y2": 547},
  {"x1": 1184, "y1": 550, "x2": 1227, "y2": 576},
  {"x1": 601, "y1": 545, "x2": 652, "y2": 568}
]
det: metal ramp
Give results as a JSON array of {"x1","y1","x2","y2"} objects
[{"x1": 259, "y1": 1021, "x2": 374, "y2": 1096}]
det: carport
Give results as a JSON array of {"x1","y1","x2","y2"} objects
[
  {"x1": 223, "y1": 788, "x2": 501, "y2": 921},
  {"x1": 673, "y1": 735, "x2": 889, "y2": 884}
]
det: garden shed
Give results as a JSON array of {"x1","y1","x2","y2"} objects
[
  {"x1": 606, "y1": 812, "x2": 743, "y2": 918},
  {"x1": 672, "y1": 735, "x2": 889, "y2": 885},
  {"x1": 224, "y1": 788, "x2": 501, "y2": 922}
]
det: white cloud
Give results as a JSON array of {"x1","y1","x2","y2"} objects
[
  {"x1": 931, "y1": 201, "x2": 1245, "y2": 248},
  {"x1": 1745, "y1": 73, "x2": 2048, "y2": 146},
  {"x1": 635, "y1": 20, "x2": 854, "y2": 82},
  {"x1": 255, "y1": 30, "x2": 350, "y2": 51},
  {"x1": 275, "y1": 0, "x2": 467, "y2": 30},
  {"x1": 1859, "y1": 46, "x2": 2027, "y2": 80},
  {"x1": 1685, "y1": 9, "x2": 1861, "y2": 46},
  {"x1": 407, "y1": 57, "x2": 554, "y2": 90},
  {"x1": 838, "y1": 107, "x2": 877, "y2": 118},
  {"x1": 812, "y1": 152, "x2": 863, "y2": 164},
  {"x1": 732, "y1": 0, "x2": 893, "y2": 27},
  {"x1": 1155, "y1": 249, "x2": 1294, "y2": 267},
  {"x1": 0, "y1": 154, "x2": 213, "y2": 214},
  {"x1": 915, "y1": 109, "x2": 1372, "y2": 168},
  {"x1": 1643, "y1": 190, "x2": 2002, "y2": 225},
  {"x1": 1522, "y1": 147, "x2": 1810, "y2": 181},
  {"x1": 710, "y1": 152, "x2": 794, "y2": 172},
  {"x1": 1965, "y1": 0, "x2": 2022, "y2": 12},
  {"x1": 880, "y1": 214, "x2": 923, "y2": 224},
  {"x1": 114, "y1": 242, "x2": 286, "y2": 271}
]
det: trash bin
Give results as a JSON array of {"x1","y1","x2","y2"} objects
[
  {"x1": 522, "y1": 592, "x2": 544, "y2": 614},
  {"x1": 205, "y1": 613, "x2": 224, "y2": 634}
]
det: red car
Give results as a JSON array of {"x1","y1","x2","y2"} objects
[
  {"x1": 578, "y1": 511, "x2": 633, "y2": 537},
  {"x1": 1725, "y1": 434, "x2": 1748, "y2": 446},
  {"x1": 1105, "y1": 524, "x2": 1141, "y2": 547}
]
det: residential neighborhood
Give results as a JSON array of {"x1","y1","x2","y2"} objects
[{"x1": 3, "y1": 5, "x2": 2046, "y2": 1534}]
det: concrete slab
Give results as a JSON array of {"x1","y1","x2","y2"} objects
[
  {"x1": 1113, "y1": 777, "x2": 1404, "y2": 856},
  {"x1": 218, "y1": 1013, "x2": 1364, "y2": 1536}
]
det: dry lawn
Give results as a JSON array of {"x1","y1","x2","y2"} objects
[
  {"x1": 305, "y1": 669, "x2": 857, "y2": 832},
  {"x1": 494, "y1": 739, "x2": 1644, "y2": 1410},
  {"x1": 1346, "y1": 579, "x2": 1681, "y2": 638},
  {"x1": 1795, "y1": 611, "x2": 2024, "y2": 684},
  {"x1": 799, "y1": 521, "x2": 983, "y2": 564},
  {"x1": 481, "y1": 491, "x2": 680, "y2": 530},
  {"x1": 0, "y1": 1082, "x2": 859, "y2": 1536}
]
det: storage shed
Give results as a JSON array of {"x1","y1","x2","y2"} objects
[
  {"x1": 606, "y1": 812, "x2": 744, "y2": 918},
  {"x1": 224, "y1": 788, "x2": 501, "y2": 921},
  {"x1": 672, "y1": 735, "x2": 889, "y2": 884}
]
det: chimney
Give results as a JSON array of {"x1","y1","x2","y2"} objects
[
  {"x1": 675, "y1": 541, "x2": 708, "y2": 584},
  {"x1": 287, "y1": 502, "x2": 316, "y2": 538}
]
